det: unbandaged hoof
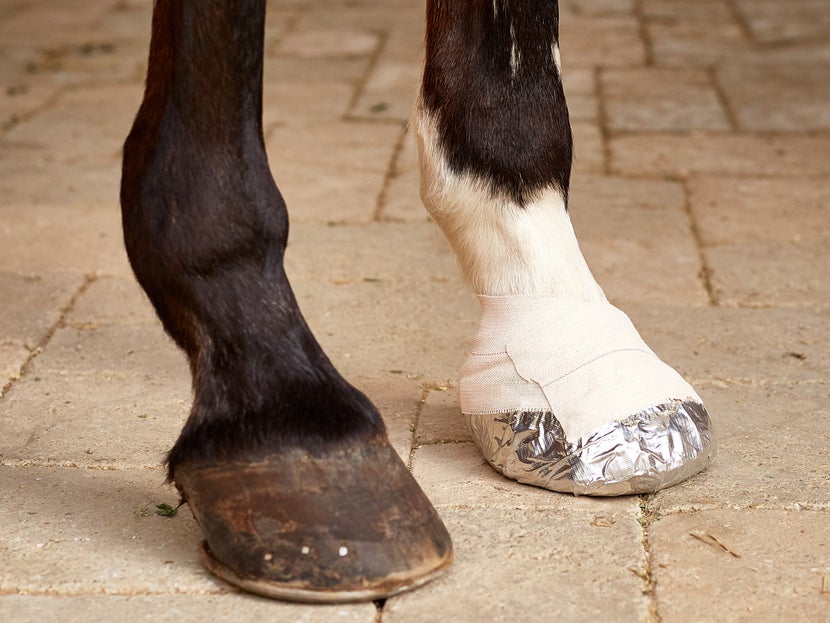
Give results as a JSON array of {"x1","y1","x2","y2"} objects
[
  {"x1": 461, "y1": 295, "x2": 715, "y2": 496},
  {"x1": 174, "y1": 435, "x2": 453, "y2": 602}
]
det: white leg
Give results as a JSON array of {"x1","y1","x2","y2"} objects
[{"x1": 418, "y1": 0, "x2": 714, "y2": 495}]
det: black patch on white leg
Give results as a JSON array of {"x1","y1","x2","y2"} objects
[{"x1": 423, "y1": 0, "x2": 571, "y2": 205}]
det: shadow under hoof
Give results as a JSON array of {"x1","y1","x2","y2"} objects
[{"x1": 174, "y1": 435, "x2": 453, "y2": 603}]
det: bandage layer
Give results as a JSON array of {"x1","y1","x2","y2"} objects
[{"x1": 461, "y1": 295, "x2": 715, "y2": 495}]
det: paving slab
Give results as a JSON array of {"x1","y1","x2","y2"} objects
[
  {"x1": 262, "y1": 81, "x2": 357, "y2": 130},
  {"x1": 0, "y1": 271, "x2": 84, "y2": 392},
  {"x1": 704, "y1": 244, "x2": 830, "y2": 310},
  {"x1": 295, "y1": 3, "x2": 424, "y2": 33},
  {"x1": 640, "y1": 0, "x2": 734, "y2": 23},
  {"x1": 0, "y1": 324, "x2": 190, "y2": 468},
  {"x1": 266, "y1": 121, "x2": 403, "y2": 223},
  {"x1": 0, "y1": 70, "x2": 61, "y2": 132},
  {"x1": 65, "y1": 276, "x2": 157, "y2": 327},
  {"x1": 646, "y1": 18, "x2": 750, "y2": 68},
  {"x1": 263, "y1": 55, "x2": 369, "y2": 86},
  {"x1": 566, "y1": 91, "x2": 599, "y2": 122},
  {"x1": 415, "y1": 386, "x2": 470, "y2": 446},
  {"x1": 276, "y1": 27, "x2": 379, "y2": 59},
  {"x1": 350, "y1": 374, "x2": 423, "y2": 463},
  {"x1": 281, "y1": 118, "x2": 404, "y2": 172},
  {"x1": 581, "y1": 236, "x2": 707, "y2": 308},
  {"x1": 18, "y1": 38, "x2": 149, "y2": 87},
  {"x1": 643, "y1": 0, "x2": 830, "y2": 68},
  {"x1": 561, "y1": 0, "x2": 636, "y2": 16},
  {"x1": 284, "y1": 221, "x2": 477, "y2": 382},
  {"x1": 717, "y1": 62, "x2": 830, "y2": 131},
  {"x1": 384, "y1": 506, "x2": 648, "y2": 623},
  {"x1": 572, "y1": 173, "x2": 688, "y2": 213},
  {"x1": 562, "y1": 68, "x2": 596, "y2": 95},
  {"x1": 736, "y1": 40, "x2": 830, "y2": 66},
  {"x1": 610, "y1": 134, "x2": 830, "y2": 179},
  {"x1": 601, "y1": 67, "x2": 730, "y2": 132},
  {"x1": 690, "y1": 177, "x2": 830, "y2": 248},
  {"x1": 0, "y1": 466, "x2": 213, "y2": 594},
  {"x1": 350, "y1": 27, "x2": 424, "y2": 122},
  {"x1": 0, "y1": 154, "x2": 121, "y2": 208},
  {"x1": 689, "y1": 176, "x2": 830, "y2": 308},
  {"x1": 0, "y1": 464, "x2": 372, "y2": 623},
  {"x1": 0, "y1": 594, "x2": 376, "y2": 623},
  {"x1": 350, "y1": 57, "x2": 421, "y2": 122},
  {"x1": 626, "y1": 305, "x2": 830, "y2": 385},
  {"x1": 2, "y1": 84, "x2": 142, "y2": 165},
  {"x1": 381, "y1": 133, "x2": 425, "y2": 222},
  {"x1": 381, "y1": 23, "x2": 427, "y2": 63},
  {"x1": 559, "y1": 16, "x2": 646, "y2": 68},
  {"x1": 650, "y1": 509, "x2": 830, "y2": 622},
  {"x1": 733, "y1": 0, "x2": 830, "y2": 45},
  {"x1": 94, "y1": 2, "x2": 155, "y2": 43},
  {"x1": 570, "y1": 174, "x2": 708, "y2": 307},
  {"x1": 571, "y1": 120, "x2": 605, "y2": 174},
  {"x1": 411, "y1": 441, "x2": 640, "y2": 516},
  {"x1": 0, "y1": 279, "x2": 431, "y2": 469},
  {"x1": 0, "y1": 272, "x2": 83, "y2": 349},
  {"x1": 0, "y1": 373, "x2": 189, "y2": 468},
  {"x1": 294, "y1": 0, "x2": 425, "y2": 32},
  {"x1": 651, "y1": 382, "x2": 830, "y2": 512},
  {"x1": 0, "y1": 343, "x2": 30, "y2": 391},
  {"x1": 0, "y1": 2, "x2": 112, "y2": 47},
  {"x1": 25, "y1": 324, "x2": 186, "y2": 380}
]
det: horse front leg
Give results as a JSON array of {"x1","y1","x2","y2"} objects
[
  {"x1": 415, "y1": 0, "x2": 715, "y2": 495},
  {"x1": 120, "y1": 0, "x2": 451, "y2": 601}
]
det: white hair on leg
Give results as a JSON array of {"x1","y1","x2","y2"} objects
[
  {"x1": 510, "y1": 21, "x2": 521, "y2": 76},
  {"x1": 414, "y1": 103, "x2": 604, "y2": 301}
]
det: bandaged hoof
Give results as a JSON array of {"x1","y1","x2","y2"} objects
[
  {"x1": 461, "y1": 295, "x2": 715, "y2": 496},
  {"x1": 469, "y1": 400, "x2": 713, "y2": 495},
  {"x1": 174, "y1": 435, "x2": 453, "y2": 603}
]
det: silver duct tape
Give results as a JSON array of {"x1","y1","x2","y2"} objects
[{"x1": 468, "y1": 400, "x2": 715, "y2": 496}]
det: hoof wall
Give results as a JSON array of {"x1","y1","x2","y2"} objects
[
  {"x1": 175, "y1": 436, "x2": 453, "y2": 603},
  {"x1": 198, "y1": 539, "x2": 450, "y2": 603}
]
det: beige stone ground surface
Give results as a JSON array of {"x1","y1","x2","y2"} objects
[{"x1": 1, "y1": 0, "x2": 828, "y2": 621}]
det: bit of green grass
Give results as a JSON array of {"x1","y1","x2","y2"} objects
[
  {"x1": 78, "y1": 42, "x2": 115, "y2": 56},
  {"x1": 155, "y1": 503, "x2": 177, "y2": 518},
  {"x1": 135, "y1": 502, "x2": 180, "y2": 518}
]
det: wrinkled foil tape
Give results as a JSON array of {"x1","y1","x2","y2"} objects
[{"x1": 468, "y1": 400, "x2": 715, "y2": 496}]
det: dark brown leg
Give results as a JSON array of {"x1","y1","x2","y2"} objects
[{"x1": 120, "y1": 0, "x2": 451, "y2": 601}]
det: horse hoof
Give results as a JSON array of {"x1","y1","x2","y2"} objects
[
  {"x1": 461, "y1": 296, "x2": 716, "y2": 496},
  {"x1": 173, "y1": 435, "x2": 453, "y2": 603}
]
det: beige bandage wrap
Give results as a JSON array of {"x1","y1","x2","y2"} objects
[
  {"x1": 414, "y1": 105, "x2": 713, "y2": 494},
  {"x1": 461, "y1": 295, "x2": 714, "y2": 495},
  {"x1": 461, "y1": 295, "x2": 700, "y2": 440}
]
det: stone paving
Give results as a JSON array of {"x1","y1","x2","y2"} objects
[{"x1": 1, "y1": 0, "x2": 828, "y2": 621}]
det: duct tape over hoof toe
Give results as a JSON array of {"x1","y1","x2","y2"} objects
[
  {"x1": 469, "y1": 399, "x2": 715, "y2": 496},
  {"x1": 461, "y1": 295, "x2": 716, "y2": 496},
  {"x1": 175, "y1": 436, "x2": 453, "y2": 603}
]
